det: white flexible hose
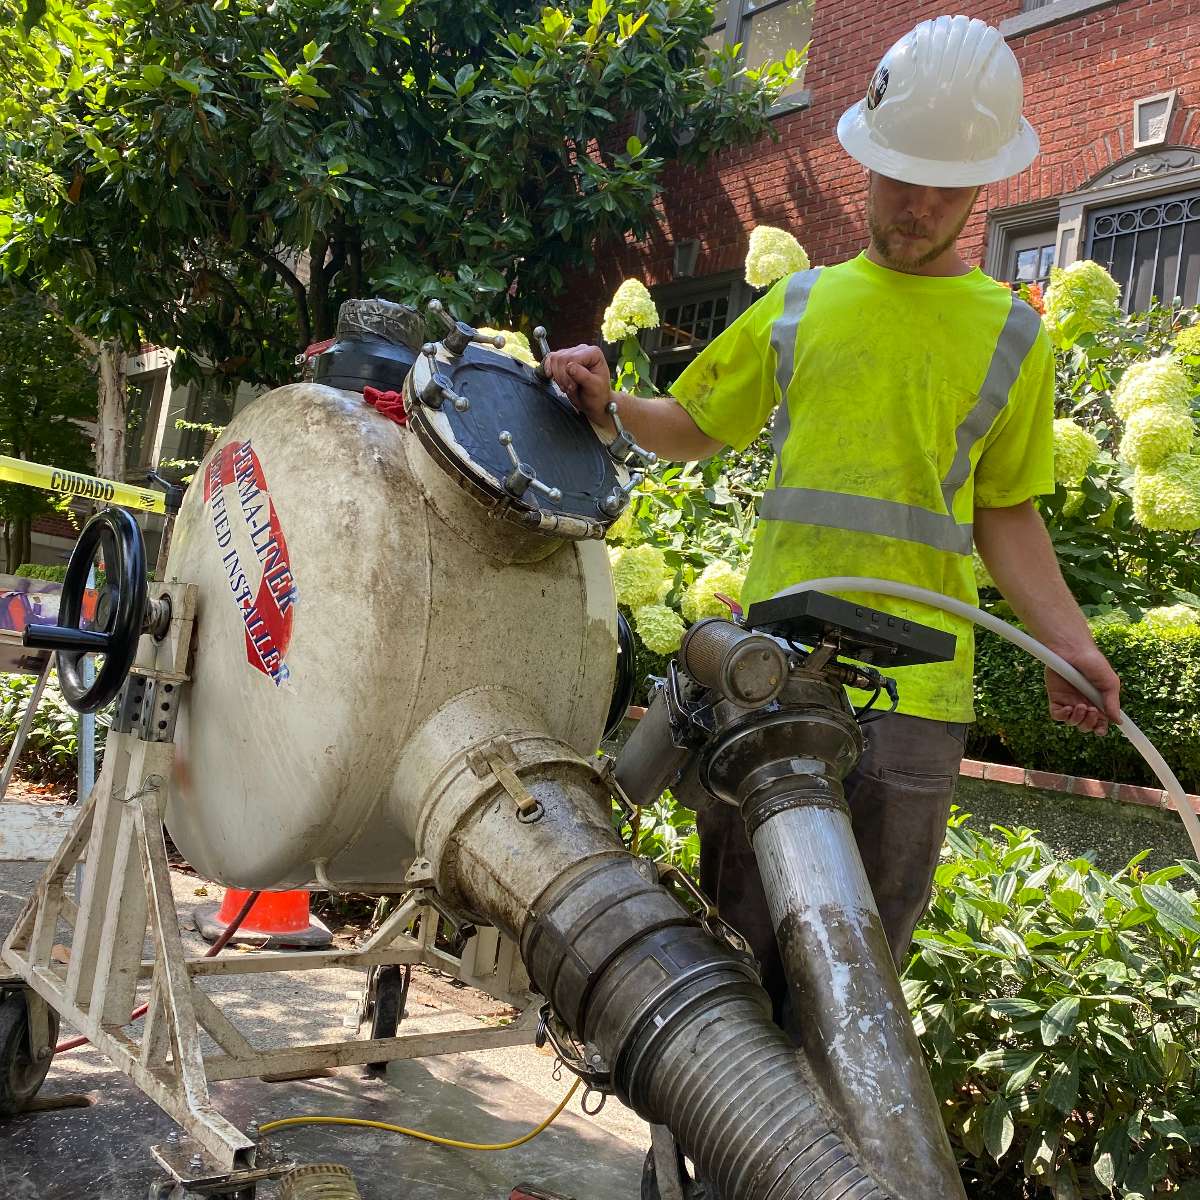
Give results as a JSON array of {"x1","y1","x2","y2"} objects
[{"x1": 772, "y1": 577, "x2": 1200, "y2": 860}]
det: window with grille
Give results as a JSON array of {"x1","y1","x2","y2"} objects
[
  {"x1": 1085, "y1": 189, "x2": 1200, "y2": 312},
  {"x1": 706, "y1": 0, "x2": 812, "y2": 101},
  {"x1": 639, "y1": 278, "x2": 748, "y2": 391}
]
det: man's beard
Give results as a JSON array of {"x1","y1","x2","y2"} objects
[{"x1": 867, "y1": 200, "x2": 973, "y2": 270}]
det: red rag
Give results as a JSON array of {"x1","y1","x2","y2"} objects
[{"x1": 363, "y1": 385, "x2": 407, "y2": 426}]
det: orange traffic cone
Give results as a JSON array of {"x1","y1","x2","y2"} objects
[{"x1": 194, "y1": 887, "x2": 332, "y2": 949}]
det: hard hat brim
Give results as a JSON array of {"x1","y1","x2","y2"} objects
[{"x1": 836, "y1": 101, "x2": 1040, "y2": 188}]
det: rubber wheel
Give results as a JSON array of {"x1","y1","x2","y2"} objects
[
  {"x1": 366, "y1": 964, "x2": 410, "y2": 1071},
  {"x1": 0, "y1": 989, "x2": 60, "y2": 1117},
  {"x1": 641, "y1": 1145, "x2": 712, "y2": 1200}
]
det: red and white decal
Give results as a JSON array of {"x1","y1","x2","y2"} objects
[{"x1": 204, "y1": 440, "x2": 298, "y2": 685}]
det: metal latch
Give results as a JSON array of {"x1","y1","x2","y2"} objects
[{"x1": 467, "y1": 738, "x2": 544, "y2": 824}]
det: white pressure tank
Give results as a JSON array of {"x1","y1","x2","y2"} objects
[{"x1": 163, "y1": 347, "x2": 618, "y2": 892}]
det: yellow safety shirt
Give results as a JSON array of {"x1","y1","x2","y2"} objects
[{"x1": 670, "y1": 252, "x2": 1055, "y2": 722}]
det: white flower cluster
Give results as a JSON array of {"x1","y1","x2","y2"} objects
[
  {"x1": 477, "y1": 327, "x2": 537, "y2": 367},
  {"x1": 1041, "y1": 260, "x2": 1120, "y2": 347},
  {"x1": 1052, "y1": 419, "x2": 1100, "y2": 487},
  {"x1": 600, "y1": 279, "x2": 659, "y2": 344},
  {"x1": 1141, "y1": 604, "x2": 1200, "y2": 633},
  {"x1": 744, "y1": 226, "x2": 810, "y2": 289},
  {"x1": 681, "y1": 560, "x2": 746, "y2": 623},
  {"x1": 1112, "y1": 355, "x2": 1192, "y2": 421}
]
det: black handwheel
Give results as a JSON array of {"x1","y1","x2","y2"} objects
[
  {"x1": 366, "y1": 964, "x2": 410, "y2": 1071},
  {"x1": 0, "y1": 988, "x2": 60, "y2": 1117},
  {"x1": 604, "y1": 611, "x2": 637, "y2": 742},
  {"x1": 23, "y1": 508, "x2": 148, "y2": 713}
]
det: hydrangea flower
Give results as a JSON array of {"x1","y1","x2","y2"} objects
[
  {"x1": 744, "y1": 226, "x2": 810, "y2": 289},
  {"x1": 633, "y1": 604, "x2": 686, "y2": 655},
  {"x1": 1172, "y1": 323, "x2": 1200, "y2": 358},
  {"x1": 605, "y1": 503, "x2": 636, "y2": 543},
  {"x1": 600, "y1": 279, "x2": 659, "y2": 344},
  {"x1": 1052, "y1": 419, "x2": 1100, "y2": 487},
  {"x1": 611, "y1": 543, "x2": 669, "y2": 608},
  {"x1": 1142, "y1": 604, "x2": 1200, "y2": 633},
  {"x1": 1041, "y1": 260, "x2": 1120, "y2": 347},
  {"x1": 1118, "y1": 403, "x2": 1195, "y2": 470},
  {"x1": 1111, "y1": 354, "x2": 1192, "y2": 420},
  {"x1": 477, "y1": 327, "x2": 537, "y2": 367},
  {"x1": 681, "y1": 560, "x2": 747, "y2": 623},
  {"x1": 1130, "y1": 453, "x2": 1200, "y2": 531}
]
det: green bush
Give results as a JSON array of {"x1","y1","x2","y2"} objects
[
  {"x1": 906, "y1": 816, "x2": 1200, "y2": 1198},
  {"x1": 0, "y1": 672, "x2": 107, "y2": 786},
  {"x1": 974, "y1": 623, "x2": 1200, "y2": 793},
  {"x1": 12, "y1": 562, "x2": 67, "y2": 582}
]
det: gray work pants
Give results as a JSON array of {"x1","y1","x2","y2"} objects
[{"x1": 696, "y1": 711, "x2": 967, "y2": 1027}]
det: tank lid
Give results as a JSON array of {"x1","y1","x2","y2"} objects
[{"x1": 336, "y1": 298, "x2": 423, "y2": 350}]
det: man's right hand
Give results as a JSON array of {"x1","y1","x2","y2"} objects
[{"x1": 542, "y1": 345, "x2": 614, "y2": 425}]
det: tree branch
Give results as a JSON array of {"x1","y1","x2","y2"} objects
[{"x1": 245, "y1": 244, "x2": 312, "y2": 349}]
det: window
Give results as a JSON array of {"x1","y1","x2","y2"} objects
[
  {"x1": 159, "y1": 374, "x2": 237, "y2": 470},
  {"x1": 1085, "y1": 188, "x2": 1200, "y2": 312},
  {"x1": 125, "y1": 370, "x2": 168, "y2": 477},
  {"x1": 1008, "y1": 228, "x2": 1057, "y2": 288},
  {"x1": 707, "y1": 0, "x2": 812, "y2": 102},
  {"x1": 641, "y1": 275, "x2": 753, "y2": 390}
]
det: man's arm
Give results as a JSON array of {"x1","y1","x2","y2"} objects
[
  {"x1": 974, "y1": 500, "x2": 1121, "y2": 735},
  {"x1": 542, "y1": 344, "x2": 724, "y2": 462}
]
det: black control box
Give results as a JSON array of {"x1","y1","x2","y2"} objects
[{"x1": 743, "y1": 590, "x2": 957, "y2": 667}]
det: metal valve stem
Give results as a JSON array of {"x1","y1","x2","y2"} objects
[
  {"x1": 533, "y1": 326, "x2": 552, "y2": 380},
  {"x1": 605, "y1": 401, "x2": 658, "y2": 470},
  {"x1": 427, "y1": 299, "x2": 504, "y2": 356},
  {"x1": 498, "y1": 431, "x2": 562, "y2": 503}
]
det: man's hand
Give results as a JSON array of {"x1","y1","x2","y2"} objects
[
  {"x1": 542, "y1": 344, "x2": 614, "y2": 424},
  {"x1": 1044, "y1": 644, "x2": 1122, "y2": 736}
]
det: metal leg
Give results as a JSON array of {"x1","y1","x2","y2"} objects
[{"x1": 0, "y1": 655, "x2": 53, "y2": 800}]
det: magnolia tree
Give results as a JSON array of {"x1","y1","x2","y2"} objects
[{"x1": 0, "y1": 0, "x2": 803, "y2": 478}]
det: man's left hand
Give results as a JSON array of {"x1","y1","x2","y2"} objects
[{"x1": 1044, "y1": 645, "x2": 1121, "y2": 736}]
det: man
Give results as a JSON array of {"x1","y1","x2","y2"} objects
[{"x1": 545, "y1": 16, "x2": 1121, "y2": 1007}]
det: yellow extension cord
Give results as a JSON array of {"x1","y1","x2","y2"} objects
[{"x1": 258, "y1": 1078, "x2": 582, "y2": 1151}]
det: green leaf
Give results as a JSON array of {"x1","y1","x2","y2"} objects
[
  {"x1": 1041, "y1": 996, "x2": 1081, "y2": 1046},
  {"x1": 21, "y1": 0, "x2": 46, "y2": 35},
  {"x1": 626, "y1": 134, "x2": 644, "y2": 157},
  {"x1": 1004, "y1": 1051, "x2": 1044, "y2": 1095},
  {"x1": 982, "y1": 1096, "x2": 1014, "y2": 1162},
  {"x1": 1043, "y1": 1052, "x2": 1079, "y2": 1115},
  {"x1": 1139, "y1": 883, "x2": 1200, "y2": 935},
  {"x1": 327, "y1": 155, "x2": 349, "y2": 176}
]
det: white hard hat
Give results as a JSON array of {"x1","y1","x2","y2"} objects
[{"x1": 837, "y1": 15, "x2": 1040, "y2": 187}]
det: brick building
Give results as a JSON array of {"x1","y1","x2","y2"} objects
[{"x1": 556, "y1": 0, "x2": 1200, "y2": 390}]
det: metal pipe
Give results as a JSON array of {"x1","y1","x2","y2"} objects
[{"x1": 752, "y1": 805, "x2": 965, "y2": 1198}]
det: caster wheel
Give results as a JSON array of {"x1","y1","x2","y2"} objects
[
  {"x1": 279, "y1": 1163, "x2": 360, "y2": 1199},
  {"x1": 365, "y1": 963, "x2": 410, "y2": 1072},
  {"x1": 0, "y1": 988, "x2": 59, "y2": 1117},
  {"x1": 641, "y1": 1144, "x2": 713, "y2": 1200}
]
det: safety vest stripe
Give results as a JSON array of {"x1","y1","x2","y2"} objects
[
  {"x1": 939, "y1": 295, "x2": 1043, "y2": 516},
  {"x1": 769, "y1": 268, "x2": 822, "y2": 486},
  {"x1": 760, "y1": 486, "x2": 975, "y2": 556}
]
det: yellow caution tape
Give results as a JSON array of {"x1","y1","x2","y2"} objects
[{"x1": 0, "y1": 455, "x2": 165, "y2": 514}]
